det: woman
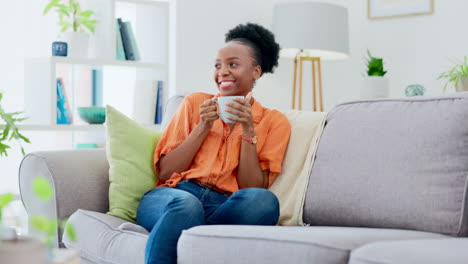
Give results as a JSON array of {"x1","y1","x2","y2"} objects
[{"x1": 137, "y1": 23, "x2": 291, "y2": 264}]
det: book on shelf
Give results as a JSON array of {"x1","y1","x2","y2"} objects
[
  {"x1": 132, "y1": 80, "x2": 158, "y2": 124},
  {"x1": 92, "y1": 69, "x2": 103, "y2": 107},
  {"x1": 117, "y1": 18, "x2": 140, "y2": 61},
  {"x1": 56, "y1": 78, "x2": 73, "y2": 124},
  {"x1": 154, "y1": 80, "x2": 164, "y2": 124},
  {"x1": 115, "y1": 20, "x2": 126, "y2": 61}
]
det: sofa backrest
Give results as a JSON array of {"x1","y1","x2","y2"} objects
[{"x1": 303, "y1": 94, "x2": 468, "y2": 236}]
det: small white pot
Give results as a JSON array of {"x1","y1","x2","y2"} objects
[
  {"x1": 61, "y1": 32, "x2": 90, "y2": 58},
  {"x1": 456, "y1": 77, "x2": 468, "y2": 92},
  {"x1": 361, "y1": 76, "x2": 389, "y2": 99}
]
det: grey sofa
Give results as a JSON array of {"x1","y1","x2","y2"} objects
[{"x1": 19, "y1": 94, "x2": 468, "y2": 264}]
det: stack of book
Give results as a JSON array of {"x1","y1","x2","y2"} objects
[{"x1": 116, "y1": 18, "x2": 140, "y2": 61}]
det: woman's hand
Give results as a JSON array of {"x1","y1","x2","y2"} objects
[
  {"x1": 226, "y1": 92, "x2": 255, "y2": 135},
  {"x1": 199, "y1": 96, "x2": 219, "y2": 130}
]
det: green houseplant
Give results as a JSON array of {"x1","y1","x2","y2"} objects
[
  {"x1": 0, "y1": 177, "x2": 76, "y2": 263},
  {"x1": 437, "y1": 56, "x2": 468, "y2": 92},
  {"x1": 0, "y1": 91, "x2": 29, "y2": 240},
  {"x1": 366, "y1": 49, "x2": 387, "y2": 77},
  {"x1": 43, "y1": 0, "x2": 98, "y2": 58},
  {"x1": 0, "y1": 92, "x2": 30, "y2": 157},
  {"x1": 43, "y1": 0, "x2": 97, "y2": 33},
  {"x1": 361, "y1": 49, "x2": 389, "y2": 99}
]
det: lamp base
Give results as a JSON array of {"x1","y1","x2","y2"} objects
[{"x1": 292, "y1": 56, "x2": 324, "y2": 111}]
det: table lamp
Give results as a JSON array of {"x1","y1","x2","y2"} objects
[{"x1": 273, "y1": 2, "x2": 349, "y2": 111}]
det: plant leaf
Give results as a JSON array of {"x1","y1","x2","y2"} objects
[
  {"x1": 58, "y1": 7, "x2": 70, "y2": 17},
  {"x1": 43, "y1": 0, "x2": 61, "y2": 15},
  {"x1": 0, "y1": 193, "x2": 14, "y2": 209},
  {"x1": 30, "y1": 216, "x2": 50, "y2": 231},
  {"x1": 33, "y1": 177, "x2": 54, "y2": 201},
  {"x1": 80, "y1": 10, "x2": 94, "y2": 18},
  {"x1": 0, "y1": 142, "x2": 10, "y2": 157},
  {"x1": 48, "y1": 219, "x2": 58, "y2": 237},
  {"x1": 64, "y1": 221, "x2": 77, "y2": 242},
  {"x1": 18, "y1": 133, "x2": 31, "y2": 144}
]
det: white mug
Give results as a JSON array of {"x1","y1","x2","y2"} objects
[{"x1": 213, "y1": 96, "x2": 244, "y2": 124}]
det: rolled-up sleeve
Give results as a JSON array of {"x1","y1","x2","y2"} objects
[{"x1": 258, "y1": 113, "x2": 291, "y2": 186}]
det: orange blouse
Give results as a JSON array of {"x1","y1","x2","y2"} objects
[{"x1": 153, "y1": 92, "x2": 291, "y2": 193}]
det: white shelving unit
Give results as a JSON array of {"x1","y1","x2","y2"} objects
[
  {"x1": 4, "y1": 124, "x2": 161, "y2": 132},
  {"x1": 23, "y1": 0, "x2": 171, "y2": 147}
]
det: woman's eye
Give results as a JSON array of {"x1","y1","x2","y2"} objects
[
  {"x1": 214, "y1": 64, "x2": 221, "y2": 69},
  {"x1": 230, "y1": 63, "x2": 238, "y2": 67}
]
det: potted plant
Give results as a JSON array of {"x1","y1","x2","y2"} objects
[
  {"x1": 0, "y1": 177, "x2": 77, "y2": 263},
  {"x1": 361, "y1": 49, "x2": 389, "y2": 99},
  {"x1": 0, "y1": 90, "x2": 29, "y2": 239},
  {"x1": 43, "y1": 0, "x2": 98, "y2": 58},
  {"x1": 0, "y1": 92, "x2": 30, "y2": 157},
  {"x1": 437, "y1": 56, "x2": 468, "y2": 92}
]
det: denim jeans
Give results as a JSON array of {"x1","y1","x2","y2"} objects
[{"x1": 136, "y1": 179, "x2": 280, "y2": 264}]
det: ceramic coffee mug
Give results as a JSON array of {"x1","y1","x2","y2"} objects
[{"x1": 213, "y1": 96, "x2": 244, "y2": 124}]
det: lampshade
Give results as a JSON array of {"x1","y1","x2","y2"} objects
[{"x1": 272, "y1": 2, "x2": 349, "y2": 60}]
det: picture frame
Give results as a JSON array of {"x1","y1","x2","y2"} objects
[{"x1": 368, "y1": 0, "x2": 434, "y2": 19}]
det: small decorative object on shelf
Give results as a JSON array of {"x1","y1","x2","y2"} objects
[
  {"x1": 405, "y1": 84, "x2": 425, "y2": 97},
  {"x1": 43, "y1": 0, "x2": 98, "y2": 58},
  {"x1": 52, "y1": 41, "x2": 68, "y2": 57},
  {"x1": 56, "y1": 78, "x2": 73, "y2": 125},
  {"x1": 361, "y1": 49, "x2": 389, "y2": 99},
  {"x1": 78, "y1": 107, "x2": 106, "y2": 124}
]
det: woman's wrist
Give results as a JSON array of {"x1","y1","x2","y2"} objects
[
  {"x1": 242, "y1": 125, "x2": 255, "y2": 137},
  {"x1": 197, "y1": 121, "x2": 213, "y2": 134}
]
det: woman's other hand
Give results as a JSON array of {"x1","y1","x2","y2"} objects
[
  {"x1": 226, "y1": 92, "x2": 254, "y2": 135},
  {"x1": 199, "y1": 96, "x2": 219, "y2": 130}
]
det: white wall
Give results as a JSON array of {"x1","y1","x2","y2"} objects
[
  {"x1": 175, "y1": 0, "x2": 468, "y2": 111},
  {"x1": 2, "y1": 0, "x2": 468, "y2": 193}
]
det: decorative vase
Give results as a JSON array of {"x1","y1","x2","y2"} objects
[
  {"x1": 405, "y1": 84, "x2": 425, "y2": 97},
  {"x1": 456, "y1": 77, "x2": 468, "y2": 92},
  {"x1": 61, "y1": 32, "x2": 90, "y2": 59},
  {"x1": 361, "y1": 76, "x2": 389, "y2": 99},
  {"x1": 0, "y1": 237, "x2": 47, "y2": 264}
]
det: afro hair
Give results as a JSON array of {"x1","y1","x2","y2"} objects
[{"x1": 225, "y1": 23, "x2": 280, "y2": 75}]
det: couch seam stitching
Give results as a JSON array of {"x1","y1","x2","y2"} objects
[
  {"x1": 77, "y1": 210, "x2": 148, "y2": 238},
  {"x1": 182, "y1": 232, "x2": 350, "y2": 252}
]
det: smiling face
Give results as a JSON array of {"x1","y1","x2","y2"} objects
[{"x1": 214, "y1": 41, "x2": 262, "y2": 96}]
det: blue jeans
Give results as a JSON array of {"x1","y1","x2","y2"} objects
[{"x1": 136, "y1": 179, "x2": 280, "y2": 264}]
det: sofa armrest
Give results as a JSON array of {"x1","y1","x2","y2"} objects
[{"x1": 19, "y1": 148, "x2": 109, "y2": 247}]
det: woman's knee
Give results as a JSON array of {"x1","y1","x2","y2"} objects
[
  {"x1": 234, "y1": 188, "x2": 280, "y2": 224},
  {"x1": 137, "y1": 188, "x2": 204, "y2": 228},
  {"x1": 169, "y1": 192, "x2": 204, "y2": 217}
]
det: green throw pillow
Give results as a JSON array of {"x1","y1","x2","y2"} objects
[{"x1": 105, "y1": 105, "x2": 162, "y2": 223}]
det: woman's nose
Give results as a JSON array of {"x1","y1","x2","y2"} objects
[{"x1": 218, "y1": 66, "x2": 229, "y2": 76}]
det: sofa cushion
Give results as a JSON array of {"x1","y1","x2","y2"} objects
[
  {"x1": 63, "y1": 209, "x2": 147, "y2": 264},
  {"x1": 177, "y1": 225, "x2": 446, "y2": 264},
  {"x1": 304, "y1": 95, "x2": 468, "y2": 236},
  {"x1": 106, "y1": 105, "x2": 162, "y2": 223},
  {"x1": 349, "y1": 238, "x2": 468, "y2": 264}
]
